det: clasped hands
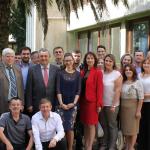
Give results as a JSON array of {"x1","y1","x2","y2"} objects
[{"x1": 60, "y1": 103, "x2": 75, "y2": 110}]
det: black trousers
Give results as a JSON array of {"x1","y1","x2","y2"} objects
[
  {"x1": 137, "y1": 103, "x2": 150, "y2": 150},
  {"x1": 74, "y1": 109, "x2": 84, "y2": 150},
  {"x1": 0, "y1": 143, "x2": 26, "y2": 150},
  {"x1": 42, "y1": 138, "x2": 67, "y2": 150}
]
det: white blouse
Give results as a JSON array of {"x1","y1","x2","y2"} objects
[
  {"x1": 139, "y1": 74, "x2": 150, "y2": 102},
  {"x1": 103, "y1": 70, "x2": 121, "y2": 106}
]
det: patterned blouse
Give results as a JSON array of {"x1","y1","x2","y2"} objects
[{"x1": 121, "y1": 80, "x2": 144, "y2": 100}]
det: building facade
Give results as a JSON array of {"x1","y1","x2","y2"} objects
[{"x1": 26, "y1": 0, "x2": 150, "y2": 60}]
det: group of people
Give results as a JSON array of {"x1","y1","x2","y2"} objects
[{"x1": 0, "y1": 45, "x2": 150, "y2": 150}]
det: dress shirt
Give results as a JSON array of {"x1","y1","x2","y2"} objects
[
  {"x1": 40, "y1": 64, "x2": 50, "y2": 78},
  {"x1": 5, "y1": 66, "x2": 17, "y2": 100},
  {"x1": 18, "y1": 61, "x2": 32, "y2": 90},
  {"x1": 31, "y1": 111, "x2": 65, "y2": 150}
]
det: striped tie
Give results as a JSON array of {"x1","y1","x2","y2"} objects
[{"x1": 8, "y1": 67, "x2": 17, "y2": 98}]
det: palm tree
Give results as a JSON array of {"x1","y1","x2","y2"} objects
[{"x1": 0, "y1": 0, "x2": 128, "y2": 52}]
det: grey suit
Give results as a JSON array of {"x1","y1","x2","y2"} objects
[
  {"x1": 0, "y1": 63, "x2": 24, "y2": 114},
  {"x1": 25, "y1": 64, "x2": 59, "y2": 112}
]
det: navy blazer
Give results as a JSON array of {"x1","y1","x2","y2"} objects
[{"x1": 25, "y1": 64, "x2": 60, "y2": 112}]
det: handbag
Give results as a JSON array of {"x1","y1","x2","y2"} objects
[
  {"x1": 116, "y1": 130, "x2": 124, "y2": 150},
  {"x1": 97, "y1": 122, "x2": 104, "y2": 138}
]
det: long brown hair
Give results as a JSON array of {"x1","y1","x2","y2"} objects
[
  {"x1": 83, "y1": 51, "x2": 98, "y2": 71},
  {"x1": 104, "y1": 54, "x2": 117, "y2": 71}
]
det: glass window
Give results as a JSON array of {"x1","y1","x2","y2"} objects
[
  {"x1": 89, "y1": 31, "x2": 98, "y2": 53},
  {"x1": 133, "y1": 21, "x2": 149, "y2": 56},
  {"x1": 100, "y1": 29, "x2": 110, "y2": 53},
  {"x1": 110, "y1": 26, "x2": 121, "y2": 64},
  {"x1": 79, "y1": 33, "x2": 88, "y2": 56}
]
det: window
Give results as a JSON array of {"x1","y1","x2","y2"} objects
[
  {"x1": 89, "y1": 31, "x2": 98, "y2": 52},
  {"x1": 110, "y1": 26, "x2": 121, "y2": 63},
  {"x1": 100, "y1": 29, "x2": 110, "y2": 52},
  {"x1": 79, "y1": 33, "x2": 88, "y2": 56},
  {"x1": 133, "y1": 21, "x2": 149, "y2": 56}
]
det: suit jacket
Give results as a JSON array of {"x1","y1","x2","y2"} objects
[
  {"x1": 0, "y1": 63, "x2": 24, "y2": 114},
  {"x1": 80, "y1": 67, "x2": 103, "y2": 107},
  {"x1": 25, "y1": 64, "x2": 60, "y2": 112}
]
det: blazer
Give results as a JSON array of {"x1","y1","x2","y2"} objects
[
  {"x1": 0, "y1": 63, "x2": 24, "y2": 114},
  {"x1": 25, "y1": 64, "x2": 60, "y2": 112},
  {"x1": 80, "y1": 67, "x2": 103, "y2": 107}
]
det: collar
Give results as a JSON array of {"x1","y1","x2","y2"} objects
[
  {"x1": 3, "y1": 62, "x2": 13, "y2": 69},
  {"x1": 40, "y1": 64, "x2": 50, "y2": 69},
  {"x1": 55, "y1": 60, "x2": 63, "y2": 65},
  {"x1": 20, "y1": 61, "x2": 30, "y2": 67},
  {"x1": 39, "y1": 111, "x2": 54, "y2": 120},
  {"x1": 9, "y1": 112, "x2": 22, "y2": 120}
]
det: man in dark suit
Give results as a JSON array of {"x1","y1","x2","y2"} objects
[
  {"x1": 0, "y1": 48, "x2": 24, "y2": 114},
  {"x1": 25, "y1": 48, "x2": 60, "y2": 114}
]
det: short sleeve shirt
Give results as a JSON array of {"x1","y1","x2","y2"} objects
[
  {"x1": 103, "y1": 70, "x2": 121, "y2": 106},
  {"x1": 0, "y1": 112, "x2": 32, "y2": 144}
]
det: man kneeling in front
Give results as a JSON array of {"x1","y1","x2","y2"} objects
[
  {"x1": 32, "y1": 98, "x2": 66, "y2": 150},
  {"x1": 0, "y1": 97, "x2": 33, "y2": 150}
]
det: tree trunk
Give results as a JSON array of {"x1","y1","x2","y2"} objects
[{"x1": 0, "y1": 0, "x2": 11, "y2": 53}]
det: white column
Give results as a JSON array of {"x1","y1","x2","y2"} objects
[
  {"x1": 120, "y1": 22, "x2": 126, "y2": 57},
  {"x1": 26, "y1": 6, "x2": 36, "y2": 51}
]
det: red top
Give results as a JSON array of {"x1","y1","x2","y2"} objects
[{"x1": 80, "y1": 67, "x2": 103, "y2": 108}]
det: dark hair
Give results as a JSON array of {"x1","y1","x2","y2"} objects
[
  {"x1": 83, "y1": 52, "x2": 98, "y2": 70},
  {"x1": 53, "y1": 46, "x2": 64, "y2": 53},
  {"x1": 134, "y1": 50, "x2": 144, "y2": 56},
  {"x1": 20, "y1": 46, "x2": 31, "y2": 53},
  {"x1": 141, "y1": 58, "x2": 150, "y2": 73},
  {"x1": 63, "y1": 52, "x2": 76, "y2": 69},
  {"x1": 39, "y1": 98, "x2": 52, "y2": 106},
  {"x1": 39, "y1": 48, "x2": 50, "y2": 56},
  {"x1": 9, "y1": 97, "x2": 24, "y2": 105},
  {"x1": 97, "y1": 45, "x2": 106, "y2": 52},
  {"x1": 104, "y1": 54, "x2": 117, "y2": 71},
  {"x1": 31, "y1": 51, "x2": 39, "y2": 56},
  {"x1": 120, "y1": 53, "x2": 133, "y2": 68},
  {"x1": 15, "y1": 52, "x2": 20, "y2": 55},
  {"x1": 122, "y1": 64, "x2": 137, "y2": 82},
  {"x1": 72, "y1": 49, "x2": 81, "y2": 54}
]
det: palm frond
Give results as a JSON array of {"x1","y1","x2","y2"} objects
[
  {"x1": 22, "y1": 0, "x2": 33, "y2": 15},
  {"x1": 113, "y1": 0, "x2": 129, "y2": 8},
  {"x1": 79, "y1": 0, "x2": 84, "y2": 9},
  {"x1": 89, "y1": 0, "x2": 99, "y2": 21},
  {"x1": 93, "y1": 0, "x2": 107, "y2": 18},
  {"x1": 55, "y1": 0, "x2": 70, "y2": 23},
  {"x1": 70, "y1": 0, "x2": 81, "y2": 18},
  {"x1": 122, "y1": 0, "x2": 129, "y2": 8},
  {"x1": 39, "y1": 0, "x2": 48, "y2": 39}
]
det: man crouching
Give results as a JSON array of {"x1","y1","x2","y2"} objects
[
  {"x1": 0, "y1": 97, "x2": 33, "y2": 150},
  {"x1": 31, "y1": 98, "x2": 66, "y2": 150}
]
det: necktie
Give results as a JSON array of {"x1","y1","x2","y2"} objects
[
  {"x1": 8, "y1": 67, "x2": 17, "y2": 98},
  {"x1": 43, "y1": 68, "x2": 48, "y2": 87}
]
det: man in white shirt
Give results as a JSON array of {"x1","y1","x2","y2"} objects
[{"x1": 31, "y1": 98, "x2": 66, "y2": 150}]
